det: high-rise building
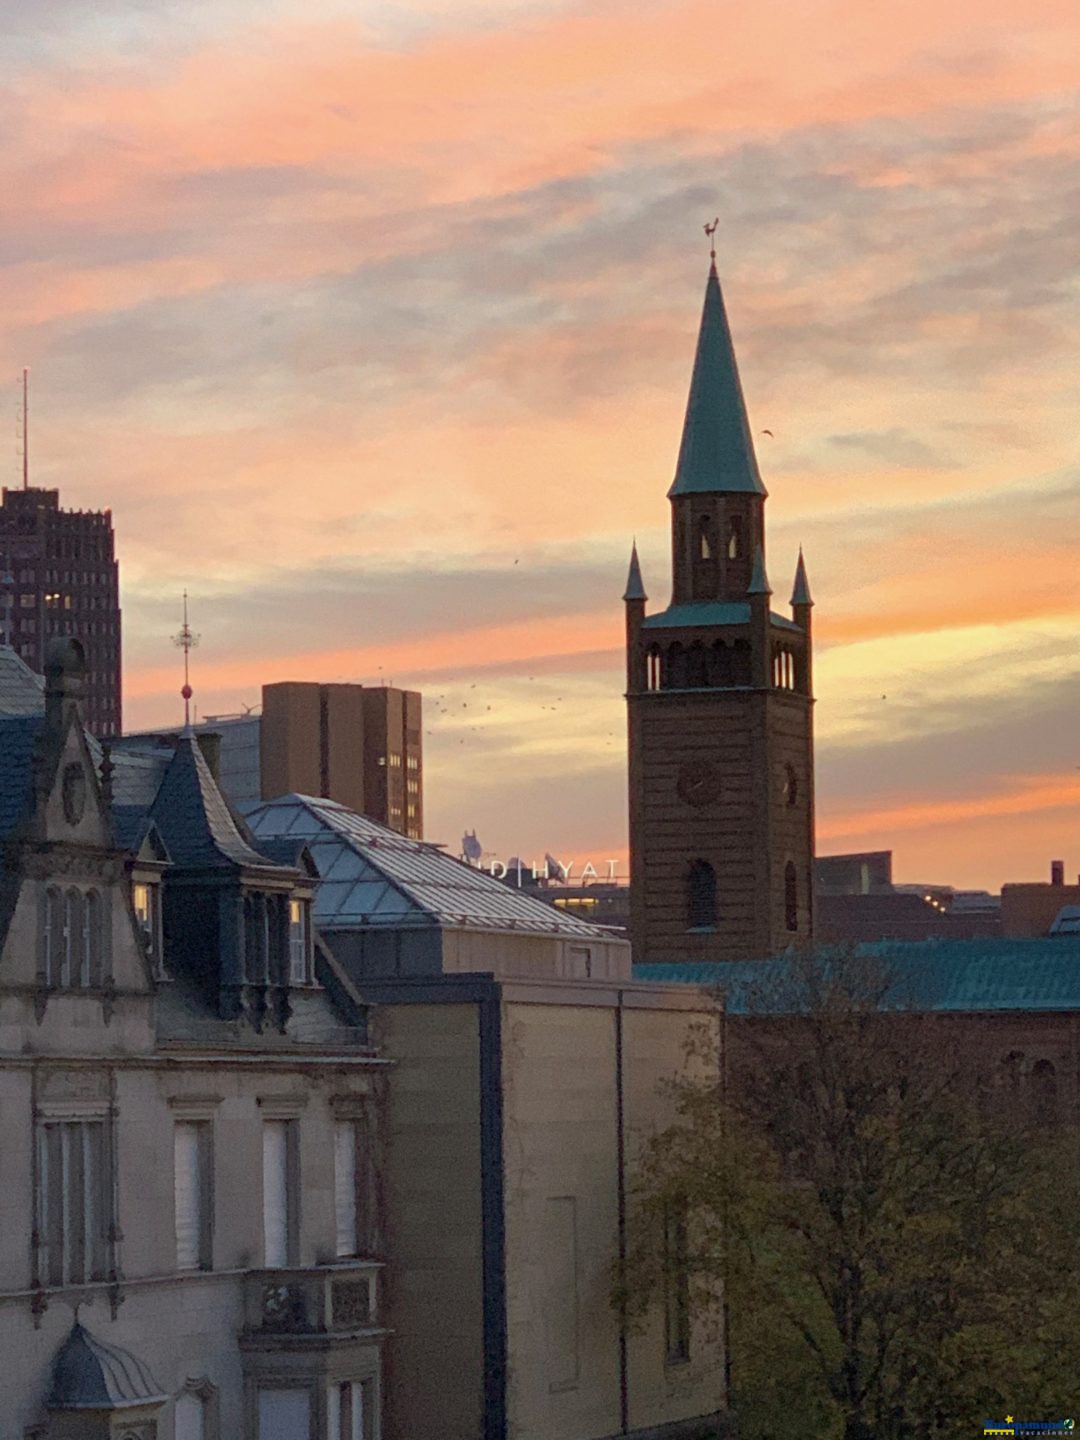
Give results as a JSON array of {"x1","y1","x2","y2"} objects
[
  {"x1": 0, "y1": 486, "x2": 121, "y2": 735},
  {"x1": 625, "y1": 260, "x2": 815, "y2": 963},
  {"x1": 261, "y1": 682, "x2": 423, "y2": 838},
  {"x1": 118, "y1": 682, "x2": 424, "y2": 838}
]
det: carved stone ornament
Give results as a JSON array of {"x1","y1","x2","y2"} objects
[
  {"x1": 62, "y1": 763, "x2": 87, "y2": 826},
  {"x1": 261, "y1": 1283, "x2": 306, "y2": 1332},
  {"x1": 331, "y1": 1277, "x2": 371, "y2": 1329}
]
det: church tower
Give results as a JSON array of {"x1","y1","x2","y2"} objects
[{"x1": 625, "y1": 259, "x2": 815, "y2": 963}]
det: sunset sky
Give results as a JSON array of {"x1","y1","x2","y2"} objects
[{"x1": 3, "y1": 0, "x2": 1079, "y2": 888}]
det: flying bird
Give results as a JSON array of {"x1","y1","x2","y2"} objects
[{"x1": 760, "y1": 429, "x2": 774, "y2": 437}]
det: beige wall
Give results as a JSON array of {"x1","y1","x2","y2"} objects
[
  {"x1": 502, "y1": 988, "x2": 726, "y2": 1440},
  {"x1": 0, "y1": 1053, "x2": 379, "y2": 1438},
  {"x1": 371, "y1": 1002, "x2": 486, "y2": 1440},
  {"x1": 440, "y1": 927, "x2": 631, "y2": 983}
]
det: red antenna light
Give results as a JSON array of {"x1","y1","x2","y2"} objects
[{"x1": 172, "y1": 591, "x2": 200, "y2": 728}]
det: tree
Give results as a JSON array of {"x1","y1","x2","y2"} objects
[{"x1": 619, "y1": 952, "x2": 1080, "y2": 1439}]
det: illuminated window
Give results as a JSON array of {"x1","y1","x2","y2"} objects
[
  {"x1": 133, "y1": 881, "x2": 163, "y2": 977},
  {"x1": 289, "y1": 899, "x2": 310, "y2": 985}
]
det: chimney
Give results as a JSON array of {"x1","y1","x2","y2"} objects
[{"x1": 1050, "y1": 860, "x2": 1064, "y2": 886}]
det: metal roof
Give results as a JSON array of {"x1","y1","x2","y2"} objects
[
  {"x1": 150, "y1": 734, "x2": 276, "y2": 872},
  {"x1": 0, "y1": 714, "x2": 43, "y2": 841},
  {"x1": 642, "y1": 602, "x2": 801, "y2": 633},
  {"x1": 668, "y1": 263, "x2": 767, "y2": 499},
  {"x1": 244, "y1": 794, "x2": 613, "y2": 938},
  {"x1": 633, "y1": 937, "x2": 1080, "y2": 1014},
  {"x1": 47, "y1": 1322, "x2": 166, "y2": 1409},
  {"x1": 0, "y1": 644, "x2": 45, "y2": 714}
]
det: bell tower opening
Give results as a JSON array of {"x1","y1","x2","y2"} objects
[{"x1": 624, "y1": 256, "x2": 815, "y2": 964}]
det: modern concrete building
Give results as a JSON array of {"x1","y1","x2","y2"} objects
[
  {"x1": 625, "y1": 261, "x2": 815, "y2": 964},
  {"x1": 117, "y1": 683, "x2": 422, "y2": 838},
  {"x1": 0, "y1": 486, "x2": 121, "y2": 735}
]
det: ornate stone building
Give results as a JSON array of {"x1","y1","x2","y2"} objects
[{"x1": 626, "y1": 262, "x2": 815, "y2": 964}]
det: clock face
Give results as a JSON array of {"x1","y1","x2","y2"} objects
[{"x1": 676, "y1": 760, "x2": 722, "y2": 807}]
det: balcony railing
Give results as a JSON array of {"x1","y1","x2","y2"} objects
[{"x1": 241, "y1": 1261, "x2": 382, "y2": 1340}]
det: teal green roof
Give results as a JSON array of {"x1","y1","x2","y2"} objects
[
  {"x1": 634, "y1": 938, "x2": 1080, "y2": 1014},
  {"x1": 623, "y1": 542, "x2": 646, "y2": 602},
  {"x1": 668, "y1": 263, "x2": 767, "y2": 499},
  {"x1": 747, "y1": 545, "x2": 771, "y2": 596},
  {"x1": 642, "y1": 602, "x2": 800, "y2": 632},
  {"x1": 791, "y1": 548, "x2": 813, "y2": 606}
]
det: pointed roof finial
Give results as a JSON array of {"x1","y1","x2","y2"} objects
[
  {"x1": 172, "y1": 591, "x2": 199, "y2": 732},
  {"x1": 704, "y1": 216, "x2": 718, "y2": 265},
  {"x1": 623, "y1": 539, "x2": 647, "y2": 602},
  {"x1": 748, "y1": 544, "x2": 771, "y2": 597},
  {"x1": 668, "y1": 260, "x2": 767, "y2": 500},
  {"x1": 791, "y1": 547, "x2": 813, "y2": 607}
]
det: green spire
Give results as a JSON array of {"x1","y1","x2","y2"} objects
[
  {"x1": 668, "y1": 263, "x2": 767, "y2": 499},
  {"x1": 623, "y1": 540, "x2": 646, "y2": 602},
  {"x1": 791, "y1": 547, "x2": 813, "y2": 607},
  {"x1": 748, "y1": 544, "x2": 771, "y2": 596}
]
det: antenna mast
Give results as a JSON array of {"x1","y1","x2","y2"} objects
[
  {"x1": 172, "y1": 591, "x2": 200, "y2": 729},
  {"x1": 21, "y1": 368, "x2": 28, "y2": 490}
]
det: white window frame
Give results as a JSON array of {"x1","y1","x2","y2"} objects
[
  {"x1": 262, "y1": 1118, "x2": 299, "y2": 1268},
  {"x1": 174, "y1": 1120, "x2": 214, "y2": 1271},
  {"x1": 288, "y1": 899, "x2": 311, "y2": 986},
  {"x1": 37, "y1": 1116, "x2": 110, "y2": 1288}
]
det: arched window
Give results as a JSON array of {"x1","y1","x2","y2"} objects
[
  {"x1": 666, "y1": 643, "x2": 687, "y2": 690},
  {"x1": 687, "y1": 643, "x2": 708, "y2": 689},
  {"x1": 63, "y1": 889, "x2": 82, "y2": 988},
  {"x1": 686, "y1": 860, "x2": 717, "y2": 931},
  {"x1": 1031, "y1": 1059, "x2": 1058, "y2": 1125},
  {"x1": 784, "y1": 861, "x2": 798, "y2": 932},
  {"x1": 782, "y1": 764, "x2": 798, "y2": 807},
  {"x1": 727, "y1": 517, "x2": 742, "y2": 560},
  {"x1": 43, "y1": 886, "x2": 64, "y2": 986},
  {"x1": 1002, "y1": 1050, "x2": 1024, "y2": 1091},
  {"x1": 697, "y1": 516, "x2": 713, "y2": 561},
  {"x1": 82, "y1": 889, "x2": 101, "y2": 988},
  {"x1": 647, "y1": 646, "x2": 662, "y2": 692}
]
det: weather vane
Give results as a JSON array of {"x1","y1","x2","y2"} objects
[
  {"x1": 704, "y1": 217, "x2": 719, "y2": 262},
  {"x1": 172, "y1": 591, "x2": 200, "y2": 728}
]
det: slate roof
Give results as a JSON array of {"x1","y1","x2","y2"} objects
[
  {"x1": 150, "y1": 734, "x2": 277, "y2": 872},
  {"x1": 0, "y1": 714, "x2": 43, "y2": 842},
  {"x1": 47, "y1": 1322, "x2": 166, "y2": 1408},
  {"x1": 0, "y1": 645, "x2": 45, "y2": 713},
  {"x1": 244, "y1": 794, "x2": 613, "y2": 937},
  {"x1": 668, "y1": 263, "x2": 767, "y2": 499},
  {"x1": 633, "y1": 937, "x2": 1080, "y2": 1014},
  {"x1": 642, "y1": 601, "x2": 801, "y2": 633}
]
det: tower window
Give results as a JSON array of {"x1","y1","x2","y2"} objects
[
  {"x1": 646, "y1": 645, "x2": 662, "y2": 691},
  {"x1": 784, "y1": 861, "x2": 798, "y2": 932},
  {"x1": 727, "y1": 517, "x2": 743, "y2": 560},
  {"x1": 697, "y1": 516, "x2": 714, "y2": 561},
  {"x1": 782, "y1": 763, "x2": 798, "y2": 807},
  {"x1": 686, "y1": 860, "x2": 717, "y2": 931}
]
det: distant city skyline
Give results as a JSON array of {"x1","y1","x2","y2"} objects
[{"x1": 3, "y1": 0, "x2": 1078, "y2": 889}]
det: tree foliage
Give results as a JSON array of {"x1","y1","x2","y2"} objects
[{"x1": 620, "y1": 954, "x2": 1080, "y2": 1439}]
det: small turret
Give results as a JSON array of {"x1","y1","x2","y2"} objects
[
  {"x1": 790, "y1": 547, "x2": 813, "y2": 694},
  {"x1": 624, "y1": 541, "x2": 647, "y2": 693}
]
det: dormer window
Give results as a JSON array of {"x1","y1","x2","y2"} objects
[
  {"x1": 289, "y1": 899, "x2": 312, "y2": 985},
  {"x1": 133, "y1": 881, "x2": 163, "y2": 978},
  {"x1": 42, "y1": 886, "x2": 106, "y2": 989}
]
